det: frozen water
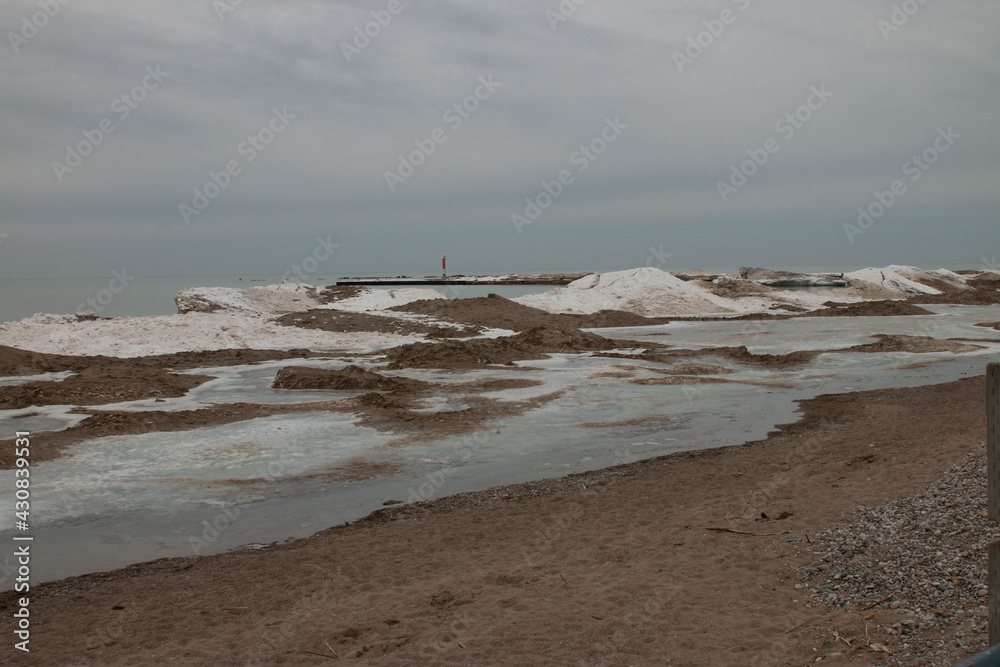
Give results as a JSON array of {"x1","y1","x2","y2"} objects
[
  {"x1": 0, "y1": 405, "x2": 89, "y2": 437},
  {"x1": 1, "y1": 303, "x2": 998, "y2": 586},
  {"x1": 0, "y1": 412, "x2": 398, "y2": 532},
  {"x1": 0, "y1": 371, "x2": 75, "y2": 387}
]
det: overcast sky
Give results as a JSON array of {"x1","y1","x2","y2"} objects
[{"x1": 1, "y1": 0, "x2": 998, "y2": 280}]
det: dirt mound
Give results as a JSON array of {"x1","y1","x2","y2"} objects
[
  {"x1": 0, "y1": 370, "x2": 212, "y2": 410},
  {"x1": 665, "y1": 346, "x2": 822, "y2": 369},
  {"x1": 906, "y1": 274, "x2": 1000, "y2": 306},
  {"x1": 975, "y1": 322, "x2": 1000, "y2": 331},
  {"x1": 317, "y1": 285, "x2": 364, "y2": 304},
  {"x1": 275, "y1": 310, "x2": 478, "y2": 338},
  {"x1": 382, "y1": 326, "x2": 630, "y2": 370},
  {"x1": 707, "y1": 278, "x2": 774, "y2": 299},
  {"x1": 0, "y1": 347, "x2": 323, "y2": 408},
  {"x1": 0, "y1": 346, "x2": 319, "y2": 378},
  {"x1": 390, "y1": 294, "x2": 665, "y2": 332},
  {"x1": 272, "y1": 365, "x2": 427, "y2": 392},
  {"x1": 847, "y1": 335, "x2": 984, "y2": 354},
  {"x1": 0, "y1": 345, "x2": 91, "y2": 376},
  {"x1": 812, "y1": 301, "x2": 932, "y2": 317},
  {"x1": 575, "y1": 310, "x2": 667, "y2": 328},
  {"x1": 351, "y1": 392, "x2": 412, "y2": 409}
]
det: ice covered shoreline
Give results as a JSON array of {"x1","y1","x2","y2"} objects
[{"x1": 0, "y1": 264, "x2": 991, "y2": 357}]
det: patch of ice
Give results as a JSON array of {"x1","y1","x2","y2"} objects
[
  {"x1": 845, "y1": 266, "x2": 947, "y2": 295},
  {"x1": 0, "y1": 312, "x2": 420, "y2": 357},
  {"x1": 0, "y1": 370, "x2": 76, "y2": 387},
  {"x1": 176, "y1": 283, "x2": 324, "y2": 314},
  {"x1": 330, "y1": 287, "x2": 446, "y2": 312},
  {"x1": 927, "y1": 268, "x2": 969, "y2": 285}
]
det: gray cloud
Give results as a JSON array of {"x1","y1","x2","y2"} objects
[{"x1": 1, "y1": 0, "x2": 997, "y2": 280}]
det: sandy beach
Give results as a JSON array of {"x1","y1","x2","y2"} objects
[
  {"x1": 1, "y1": 265, "x2": 998, "y2": 665},
  {"x1": 0, "y1": 375, "x2": 993, "y2": 665}
]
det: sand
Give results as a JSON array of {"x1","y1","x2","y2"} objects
[
  {"x1": 390, "y1": 294, "x2": 668, "y2": 332},
  {"x1": 272, "y1": 365, "x2": 430, "y2": 392},
  {"x1": 0, "y1": 346, "x2": 326, "y2": 410},
  {"x1": 2, "y1": 266, "x2": 998, "y2": 664},
  {"x1": 2, "y1": 376, "x2": 990, "y2": 665},
  {"x1": 381, "y1": 325, "x2": 658, "y2": 370},
  {"x1": 274, "y1": 310, "x2": 480, "y2": 338},
  {"x1": 808, "y1": 301, "x2": 932, "y2": 318}
]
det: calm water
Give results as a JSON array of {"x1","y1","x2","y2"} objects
[
  {"x1": 0, "y1": 276, "x2": 555, "y2": 325},
  {"x1": 0, "y1": 263, "x2": 984, "y2": 325}
]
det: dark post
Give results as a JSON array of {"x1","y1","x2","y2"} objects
[
  {"x1": 990, "y1": 363, "x2": 1000, "y2": 523},
  {"x1": 989, "y1": 363, "x2": 1000, "y2": 646},
  {"x1": 992, "y1": 542, "x2": 1000, "y2": 648}
]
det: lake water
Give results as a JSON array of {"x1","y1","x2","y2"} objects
[{"x1": 0, "y1": 276, "x2": 557, "y2": 325}]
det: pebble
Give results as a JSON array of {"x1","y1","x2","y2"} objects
[{"x1": 796, "y1": 448, "x2": 1000, "y2": 666}]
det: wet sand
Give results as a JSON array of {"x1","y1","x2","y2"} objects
[
  {"x1": 0, "y1": 330, "x2": 987, "y2": 469},
  {"x1": 1, "y1": 376, "x2": 990, "y2": 665}
]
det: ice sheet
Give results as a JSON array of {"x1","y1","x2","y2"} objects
[{"x1": 2, "y1": 303, "x2": 1000, "y2": 585}]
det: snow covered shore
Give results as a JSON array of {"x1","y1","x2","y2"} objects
[
  {"x1": 1, "y1": 285, "x2": 446, "y2": 357},
  {"x1": 0, "y1": 265, "x2": 985, "y2": 357}
]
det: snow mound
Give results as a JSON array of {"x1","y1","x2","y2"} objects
[
  {"x1": 927, "y1": 268, "x2": 969, "y2": 285},
  {"x1": 512, "y1": 267, "x2": 733, "y2": 317},
  {"x1": 0, "y1": 312, "x2": 418, "y2": 357},
  {"x1": 514, "y1": 267, "x2": 857, "y2": 317},
  {"x1": 331, "y1": 288, "x2": 445, "y2": 312},
  {"x1": 845, "y1": 266, "x2": 967, "y2": 295},
  {"x1": 176, "y1": 283, "x2": 324, "y2": 314}
]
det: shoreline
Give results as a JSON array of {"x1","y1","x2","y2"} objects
[{"x1": 2, "y1": 375, "x2": 992, "y2": 664}]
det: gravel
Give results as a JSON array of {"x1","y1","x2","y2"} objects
[{"x1": 798, "y1": 445, "x2": 1000, "y2": 665}]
